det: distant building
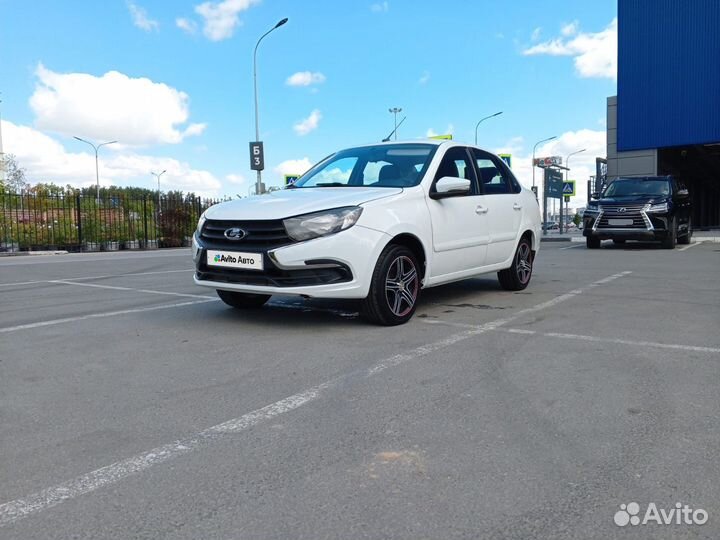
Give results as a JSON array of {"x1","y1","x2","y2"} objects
[{"x1": 607, "y1": 0, "x2": 720, "y2": 228}]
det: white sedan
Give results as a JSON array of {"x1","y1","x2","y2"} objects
[{"x1": 192, "y1": 141, "x2": 541, "y2": 325}]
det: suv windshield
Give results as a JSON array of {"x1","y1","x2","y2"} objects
[
  {"x1": 603, "y1": 178, "x2": 670, "y2": 197},
  {"x1": 292, "y1": 144, "x2": 437, "y2": 188}
]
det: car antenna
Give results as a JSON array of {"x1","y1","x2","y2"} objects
[{"x1": 382, "y1": 116, "x2": 407, "y2": 142}]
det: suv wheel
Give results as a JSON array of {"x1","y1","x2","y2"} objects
[
  {"x1": 498, "y1": 237, "x2": 534, "y2": 291},
  {"x1": 362, "y1": 244, "x2": 420, "y2": 326},
  {"x1": 586, "y1": 236, "x2": 601, "y2": 249},
  {"x1": 678, "y1": 218, "x2": 692, "y2": 245},
  {"x1": 661, "y1": 218, "x2": 677, "y2": 249},
  {"x1": 216, "y1": 290, "x2": 271, "y2": 308}
]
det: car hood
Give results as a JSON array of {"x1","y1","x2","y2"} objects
[{"x1": 204, "y1": 187, "x2": 404, "y2": 220}]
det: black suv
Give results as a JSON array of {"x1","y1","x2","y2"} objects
[{"x1": 583, "y1": 176, "x2": 692, "y2": 249}]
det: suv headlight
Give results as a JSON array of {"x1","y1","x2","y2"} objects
[
  {"x1": 646, "y1": 202, "x2": 669, "y2": 213},
  {"x1": 196, "y1": 211, "x2": 207, "y2": 235},
  {"x1": 284, "y1": 207, "x2": 363, "y2": 242},
  {"x1": 585, "y1": 203, "x2": 600, "y2": 214}
]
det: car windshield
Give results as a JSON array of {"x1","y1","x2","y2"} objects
[
  {"x1": 292, "y1": 144, "x2": 437, "y2": 188},
  {"x1": 603, "y1": 178, "x2": 670, "y2": 197}
]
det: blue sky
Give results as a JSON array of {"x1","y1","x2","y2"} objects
[{"x1": 0, "y1": 0, "x2": 617, "y2": 204}]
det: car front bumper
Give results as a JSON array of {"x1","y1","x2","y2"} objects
[
  {"x1": 192, "y1": 225, "x2": 390, "y2": 299},
  {"x1": 582, "y1": 213, "x2": 671, "y2": 241}
]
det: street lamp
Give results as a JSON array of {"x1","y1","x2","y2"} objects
[
  {"x1": 151, "y1": 170, "x2": 167, "y2": 211},
  {"x1": 253, "y1": 17, "x2": 289, "y2": 195},
  {"x1": 474, "y1": 111, "x2": 503, "y2": 145},
  {"x1": 531, "y1": 135, "x2": 557, "y2": 189},
  {"x1": 562, "y1": 148, "x2": 586, "y2": 233},
  {"x1": 389, "y1": 107, "x2": 402, "y2": 140},
  {"x1": 74, "y1": 136, "x2": 117, "y2": 204}
]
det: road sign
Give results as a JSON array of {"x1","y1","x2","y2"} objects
[
  {"x1": 534, "y1": 156, "x2": 562, "y2": 168},
  {"x1": 564, "y1": 195, "x2": 570, "y2": 203},
  {"x1": 562, "y1": 180, "x2": 576, "y2": 196},
  {"x1": 499, "y1": 154, "x2": 512, "y2": 168},
  {"x1": 249, "y1": 141, "x2": 264, "y2": 171},
  {"x1": 544, "y1": 169, "x2": 563, "y2": 199},
  {"x1": 284, "y1": 174, "x2": 300, "y2": 185}
]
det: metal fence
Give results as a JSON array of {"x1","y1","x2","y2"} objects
[{"x1": 0, "y1": 192, "x2": 219, "y2": 252}]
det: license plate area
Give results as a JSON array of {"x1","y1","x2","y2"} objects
[
  {"x1": 207, "y1": 250, "x2": 264, "y2": 271},
  {"x1": 608, "y1": 218, "x2": 634, "y2": 226}
]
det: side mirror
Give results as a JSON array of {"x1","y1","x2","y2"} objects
[
  {"x1": 430, "y1": 176, "x2": 471, "y2": 199},
  {"x1": 677, "y1": 189, "x2": 689, "y2": 198},
  {"x1": 590, "y1": 192, "x2": 600, "y2": 200}
]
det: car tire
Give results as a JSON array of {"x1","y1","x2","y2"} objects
[
  {"x1": 586, "y1": 236, "x2": 601, "y2": 249},
  {"x1": 216, "y1": 289, "x2": 271, "y2": 308},
  {"x1": 678, "y1": 218, "x2": 692, "y2": 245},
  {"x1": 613, "y1": 239, "x2": 626, "y2": 245},
  {"x1": 497, "y1": 237, "x2": 534, "y2": 291},
  {"x1": 361, "y1": 244, "x2": 421, "y2": 326},
  {"x1": 661, "y1": 218, "x2": 677, "y2": 249}
]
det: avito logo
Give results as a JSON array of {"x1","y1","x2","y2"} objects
[{"x1": 614, "y1": 502, "x2": 708, "y2": 527}]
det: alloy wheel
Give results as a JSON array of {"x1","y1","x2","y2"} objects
[{"x1": 385, "y1": 255, "x2": 419, "y2": 317}]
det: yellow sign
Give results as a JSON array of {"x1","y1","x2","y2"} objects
[
  {"x1": 284, "y1": 174, "x2": 301, "y2": 185},
  {"x1": 429, "y1": 134, "x2": 453, "y2": 140},
  {"x1": 562, "y1": 180, "x2": 576, "y2": 196},
  {"x1": 499, "y1": 154, "x2": 512, "y2": 168}
]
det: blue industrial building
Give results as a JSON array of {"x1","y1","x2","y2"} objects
[{"x1": 608, "y1": 0, "x2": 720, "y2": 227}]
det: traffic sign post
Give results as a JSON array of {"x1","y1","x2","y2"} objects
[
  {"x1": 249, "y1": 141, "x2": 265, "y2": 171},
  {"x1": 562, "y1": 180, "x2": 576, "y2": 196},
  {"x1": 543, "y1": 168, "x2": 563, "y2": 235},
  {"x1": 284, "y1": 174, "x2": 300, "y2": 185}
]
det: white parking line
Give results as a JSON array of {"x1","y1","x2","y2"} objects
[
  {"x1": 678, "y1": 241, "x2": 703, "y2": 252},
  {"x1": 0, "y1": 269, "x2": 195, "y2": 289},
  {"x1": 0, "y1": 270, "x2": 632, "y2": 526},
  {"x1": 559, "y1": 244, "x2": 584, "y2": 250},
  {"x1": 421, "y1": 323, "x2": 720, "y2": 354},
  {"x1": 49, "y1": 280, "x2": 213, "y2": 300},
  {"x1": 0, "y1": 250, "x2": 190, "y2": 266},
  {"x1": 0, "y1": 298, "x2": 218, "y2": 334}
]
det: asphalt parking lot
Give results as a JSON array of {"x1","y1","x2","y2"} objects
[{"x1": 1, "y1": 241, "x2": 719, "y2": 539}]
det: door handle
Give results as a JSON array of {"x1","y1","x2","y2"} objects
[
  {"x1": 513, "y1": 203, "x2": 522, "y2": 210},
  {"x1": 475, "y1": 206, "x2": 488, "y2": 214}
]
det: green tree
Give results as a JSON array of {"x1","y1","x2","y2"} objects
[
  {"x1": 1, "y1": 154, "x2": 29, "y2": 192},
  {"x1": 573, "y1": 212, "x2": 581, "y2": 226}
]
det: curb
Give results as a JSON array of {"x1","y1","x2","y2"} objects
[{"x1": 0, "y1": 250, "x2": 69, "y2": 257}]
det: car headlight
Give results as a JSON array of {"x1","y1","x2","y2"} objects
[
  {"x1": 646, "y1": 202, "x2": 669, "y2": 213},
  {"x1": 585, "y1": 203, "x2": 600, "y2": 214},
  {"x1": 284, "y1": 207, "x2": 363, "y2": 242},
  {"x1": 196, "y1": 211, "x2": 207, "y2": 235}
]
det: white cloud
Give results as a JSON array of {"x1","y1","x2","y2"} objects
[
  {"x1": 523, "y1": 18, "x2": 617, "y2": 80},
  {"x1": 371, "y1": 2, "x2": 389, "y2": 13},
  {"x1": 274, "y1": 158, "x2": 313, "y2": 177},
  {"x1": 492, "y1": 129, "x2": 606, "y2": 208},
  {"x1": 293, "y1": 110, "x2": 322, "y2": 136},
  {"x1": 30, "y1": 64, "x2": 206, "y2": 146},
  {"x1": 561, "y1": 20, "x2": 579, "y2": 37},
  {"x1": 286, "y1": 71, "x2": 326, "y2": 87},
  {"x1": 531, "y1": 27, "x2": 542, "y2": 41},
  {"x1": 127, "y1": 2, "x2": 159, "y2": 32},
  {"x1": 194, "y1": 0, "x2": 261, "y2": 41},
  {"x1": 425, "y1": 124, "x2": 454, "y2": 138},
  {"x1": 176, "y1": 17, "x2": 197, "y2": 34},
  {"x1": 2, "y1": 120, "x2": 222, "y2": 196},
  {"x1": 418, "y1": 71, "x2": 431, "y2": 85}
]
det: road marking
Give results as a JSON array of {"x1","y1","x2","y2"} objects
[
  {"x1": 0, "y1": 249, "x2": 190, "y2": 267},
  {"x1": 0, "y1": 298, "x2": 218, "y2": 334},
  {"x1": 560, "y1": 244, "x2": 583, "y2": 250},
  {"x1": 422, "y1": 322, "x2": 720, "y2": 354},
  {"x1": 0, "y1": 269, "x2": 195, "y2": 288},
  {"x1": 49, "y1": 280, "x2": 213, "y2": 299},
  {"x1": 0, "y1": 270, "x2": 632, "y2": 526},
  {"x1": 678, "y1": 241, "x2": 703, "y2": 252}
]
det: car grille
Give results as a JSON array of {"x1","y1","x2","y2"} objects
[
  {"x1": 595, "y1": 204, "x2": 650, "y2": 230},
  {"x1": 200, "y1": 219, "x2": 293, "y2": 249}
]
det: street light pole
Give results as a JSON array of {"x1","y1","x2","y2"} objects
[
  {"x1": 531, "y1": 135, "x2": 557, "y2": 189},
  {"x1": 563, "y1": 148, "x2": 586, "y2": 234},
  {"x1": 389, "y1": 107, "x2": 402, "y2": 140},
  {"x1": 151, "y1": 169, "x2": 167, "y2": 212},
  {"x1": 74, "y1": 136, "x2": 117, "y2": 204},
  {"x1": 474, "y1": 111, "x2": 503, "y2": 145},
  {"x1": 253, "y1": 17, "x2": 288, "y2": 195}
]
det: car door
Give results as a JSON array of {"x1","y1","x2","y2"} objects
[
  {"x1": 471, "y1": 149, "x2": 522, "y2": 266},
  {"x1": 425, "y1": 146, "x2": 488, "y2": 278}
]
